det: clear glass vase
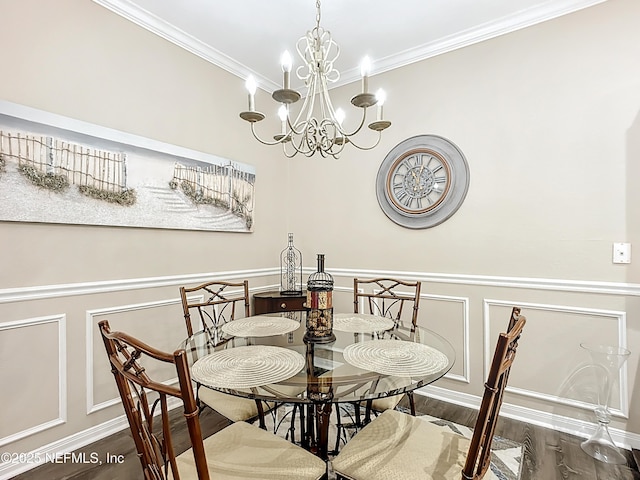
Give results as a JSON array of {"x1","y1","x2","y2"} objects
[{"x1": 579, "y1": 343, "x2": 631, "y2": 464}]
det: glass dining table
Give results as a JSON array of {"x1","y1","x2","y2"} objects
[{"x1": 178, "y1": 311, "x2": 455, "y2": 460}]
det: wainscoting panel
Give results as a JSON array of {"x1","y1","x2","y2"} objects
[
  {"x1": 0, "y1": 315, "x2": 66, "y2": 446},
  {"x1": 483, "y1": 299, "x2": 629, "y2": 418},
  {"x1": 86, "y1": 298, "x2": 187, "y2": 414},
  {"x1": 421, "y1": 293, "x2": 470, "y2": 383}
]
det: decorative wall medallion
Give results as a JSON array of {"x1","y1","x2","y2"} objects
[{"x1": 376, "y1": 134, "x2": 469, "y2": 229}]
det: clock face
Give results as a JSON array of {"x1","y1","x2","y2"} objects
[
  {"x1": 386, "y1": 149, "x2": 451, "y2": 215},
  {"x1": 376, "y1": 135, "x2": 470, "y2": 229}
]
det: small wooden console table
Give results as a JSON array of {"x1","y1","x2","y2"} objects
[{"x1": 253, "y1": 289, "x2": 308, "y2": 315}]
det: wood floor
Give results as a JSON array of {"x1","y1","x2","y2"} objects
[
  {"x1": 10, "y1": 396, "x2": 640, "y2": 480},
  {"x1": 411, "y1": 396, "x2": 640, "y2": 480}
]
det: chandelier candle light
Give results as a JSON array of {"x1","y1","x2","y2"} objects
[{"x1": 239, "y1": 0, "x2": 391, "y2": 158}]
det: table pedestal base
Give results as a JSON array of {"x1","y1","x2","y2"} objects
[{"x1": 303, "y1": 403, "x2": 333, "y2": 460}]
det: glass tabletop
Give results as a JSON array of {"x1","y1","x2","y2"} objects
[{"x1": 178, "y1": 312, "x2": 455, "y2": 405}]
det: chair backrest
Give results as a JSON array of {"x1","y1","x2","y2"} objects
[
  {"x1": 99, "y1": 320, "x2": 210, "y2": 480},
  {"x1": 179, "y1": 280, "x2": 250, "y2": 336},
  {"x1": 353, "y1": 277, "x2": 422, "y2": 330},
  {"x1": 462, "y1": 307, "x2": 526, "y2": 480}
]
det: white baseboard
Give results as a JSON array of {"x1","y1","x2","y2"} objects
[
  {"x1": 0, "y1": 416, "x2": 128, "y2": 480},
  {"x1": 419, "y1": 386, "x2": 640, "y2": 450},
  {"x1": 0, "y1": 397, "x2": 182, "y2": 480}
]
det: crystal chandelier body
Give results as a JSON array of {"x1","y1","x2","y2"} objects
[{"x1": 240, "y1": 0, "x2": 391, "y2": 158}]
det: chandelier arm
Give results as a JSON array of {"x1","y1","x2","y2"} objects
[
  {"x1": 326, "y1": 138, "x2": 346, "y2": 158},
  {"x1": 340, "y1": 131, "x2": 384, "y2": 151},
  {"x1": 340, "y1": 107, "x2": 368, "y2": 137},
  {"x1": 304, "y1": 75, "x2": 319, "y2": 122},
  {"x1": 248, "y1": 123, "x2": 294, "y2": 147},
  {"x1": 286, "y1": 123, "x2": 315, "y2": 156},
  {"x1": 284, "y1": 73, "x2": 318, "y2": 142},
  {"x1": 288, "y1": 91, "x2": 315, "y2": 136},
  {"x1": 316, "y1": 75, "x2": 340, "y2": 132},
  {"x1": 305, "y1": 120, "x2": 319, "y2": 154},
  {"x1": 281, "y1": 142, "x2": 300, "y2": 158},
  {"x1": 317, "y1": 73, "x2": 367, "y2": 138}
]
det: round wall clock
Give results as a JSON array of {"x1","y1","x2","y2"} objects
[{"x1": 376, "y1": 134, "x2": 470, "y2": 229}]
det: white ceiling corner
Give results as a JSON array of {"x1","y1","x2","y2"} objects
[{"x1": 92, "y1": 0, "x2": 606, "y2": 93}]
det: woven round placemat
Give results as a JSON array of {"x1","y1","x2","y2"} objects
[
  {"x1": 191, "y1": 345, "x2": 305, "y2": 389},
  {"x1": 221, "y1": 316, "x2": 300, "y2": 337},
  {"x1": 333, "y1": 313, "x2": 395, "y2": 333},
  {"x1": 343, "y1": 339, "x2": 449, "y2": 377}
]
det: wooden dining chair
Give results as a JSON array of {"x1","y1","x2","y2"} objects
[
  {"x1": 354, "y1": 277, "x2": 422, "y2": 419},
  {"x1": 179, "y1": 279, "x2": 250, "y2": 336},
  {"x1": 331, "y1": 307, "x2": 526, "y2": 480},
  {"x1": 354, "y1": 277, "x2": 422, "y2": 330},
  {"x1": 179, "y1": 279, "x2": 271, "y2": 427},
  {"x1": 99, "y1": 319, "x2": 326, "y2": 480}
]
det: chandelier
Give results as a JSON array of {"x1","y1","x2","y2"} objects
[{"x1": 239, "y1": 0, "x2": 391, "y2": 159}]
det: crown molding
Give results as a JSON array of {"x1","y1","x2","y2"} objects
[
  {"x1": 364, "y1": 0, "x2": 607, "y2": 83},
  {"x1": 92, "y1": 0, "x2": 606, "y2": 93},
  {"x1": 91, "y1": 0, "x2": 280, "y2": 92}
]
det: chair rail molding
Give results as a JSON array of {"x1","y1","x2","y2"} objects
[
  {"x1": 0, "y1": 268, "x2": 278, "y2": 304},
  {"x1": 2, "y1": 267, "x2": 640, "y2": 305},
  {"x1": 327, "y1": 268, "x2": 640, "y2": 296}
]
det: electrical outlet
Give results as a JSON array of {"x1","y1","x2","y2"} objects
[{"x1": 612, "y1": 243, "x2": 631, "y2": 264}]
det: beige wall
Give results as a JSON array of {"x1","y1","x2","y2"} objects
[
  {"x1": 1, "y1": 0, "x2": 640, "y2": 476},
  {"x1": 286, "y1": 0, "x2": 640, "y2": 444},
  {"x1": 287, "y1": 0, "x2": 639, "y2": 282},
  {"x1": 0, "y1": 0, "x2": 288, "y2": 288}
]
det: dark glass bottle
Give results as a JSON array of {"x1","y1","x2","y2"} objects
[{"x1": 304, "y1": 254, "x2": 335, "y2": 343}]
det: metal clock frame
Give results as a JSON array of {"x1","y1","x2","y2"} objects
[{"x1": 376, "y1": 134, "x2": 470, "y2": 229}]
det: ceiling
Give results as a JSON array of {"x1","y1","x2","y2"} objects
[{"x1": 93, "y1": 0, "x2": 604, "y2": 92}]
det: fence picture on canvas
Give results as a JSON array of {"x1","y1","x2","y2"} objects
[{"x1": 0, "y1": 104, "x2": 255, "y2": 233}]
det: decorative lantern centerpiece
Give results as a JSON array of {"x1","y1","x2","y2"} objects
[
  {"x1": 280, "y1": 233, "x2": 303, "y2": 295},
  {"x1": 304, "y1": 254, "x2": 335, "y2": 343}
]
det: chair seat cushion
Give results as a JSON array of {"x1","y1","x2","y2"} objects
[
  {"x1": 176, "y1": 421, "x2": 326, "y2": 479},
  {"x1": 368, "y1": 376, "x2": 411, "y2": 412},
  {"x1": 325, "y1": 366, "x2": 409, "y2": 411},
  {"x1": 370, "y1": 393, "x2": 403, "y2": 412},
  {"x1": 332, "y1": 409, "x2": 470, "y2": 480},
  {"x1": 199, "y1": 387, "x2": 269, "y2": 422}
]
